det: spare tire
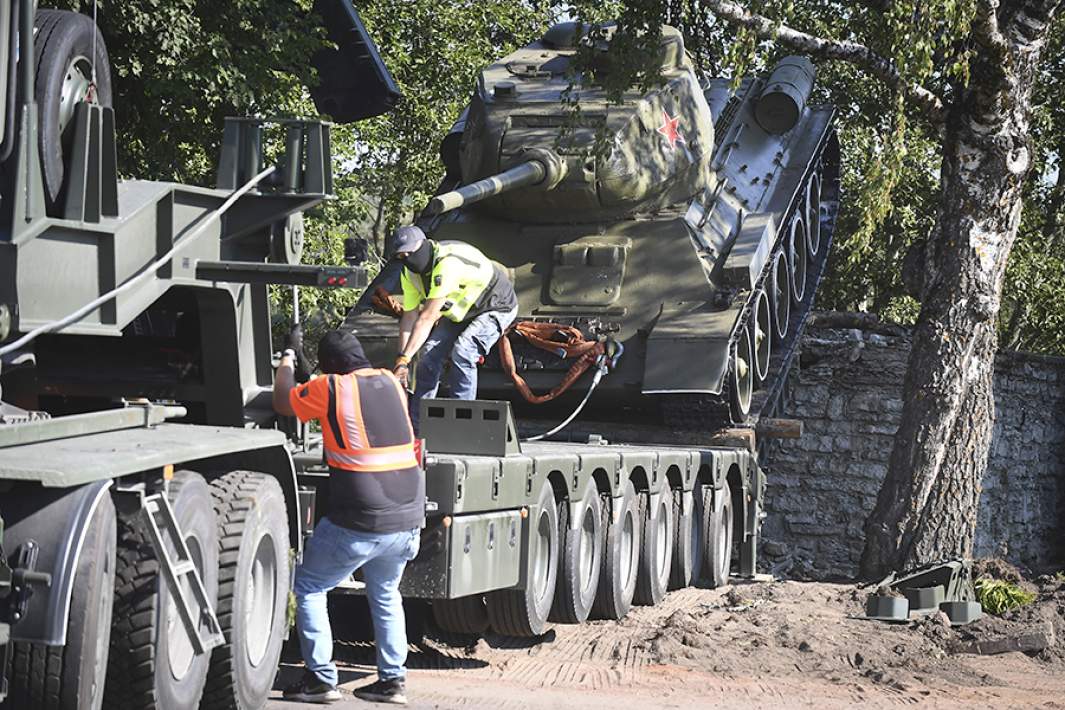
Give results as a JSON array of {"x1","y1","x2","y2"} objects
[{"x1": 33, "y1": 9, "x2": 112, "y2": 208}]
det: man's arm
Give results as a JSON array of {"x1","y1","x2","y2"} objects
[
  {"x1": 272, "y1": 351, "x2": 297, "y2": 417},
  {"x1": 400, "y1": 297, "x2": 446, "y2": 361},
  {"x1": 398, "y1": 308, "x2": 419, "y2": 355}
]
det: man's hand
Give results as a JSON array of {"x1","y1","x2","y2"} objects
[
  {"x1": 286, "y1": 325, "x2": 311, "y2": 383},
  {"x1": 394, "y1": 355, "x2": 411, "y2": 389}
]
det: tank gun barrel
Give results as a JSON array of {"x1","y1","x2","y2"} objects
[{"x1": 426, "y1": 148, "x2": 566, "y2": 216}]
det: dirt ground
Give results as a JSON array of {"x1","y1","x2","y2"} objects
[{"x1": 267, "y1": 569, "x2": 1065, "y2": 709}]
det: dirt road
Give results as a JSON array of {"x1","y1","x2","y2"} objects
[{"x1": 267, "y1": 578, "x2": 1065, "y2": 709}]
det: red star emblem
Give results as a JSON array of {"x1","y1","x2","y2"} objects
[{"x1": 657, "y1": 110, "x2": 684, "y2": 150}]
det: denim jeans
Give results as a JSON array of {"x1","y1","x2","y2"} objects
[
  {"x1": 294, "y1": 517, "x2": 420, "y2": 685},
  {"x1": 410, "y1": 305, "x2": 518, "y2": 431}
]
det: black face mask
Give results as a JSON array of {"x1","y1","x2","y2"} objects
[{"x1": 401, "y1": 241, "x2": 433, "y2": 274}]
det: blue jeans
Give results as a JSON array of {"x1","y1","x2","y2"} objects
[
  {"x1": 410, "y1": 306, "x2": 518, "y2": 431},
  {"x1": 294, "y1": 518, "x2": 420, "y2": 685}
]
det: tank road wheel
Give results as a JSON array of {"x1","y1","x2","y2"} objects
[
  {"x1": 105, "y1": 471, "x2": 220, "y2": 710},
  {"x1": 33, "y1": 9, "x2": 113, "y2": 209},
  {"x1": 770, "y1": 250, "x2": 791, "y2": 343},
  {"x1": 202, "y1": 472, "x2": 290, "y2": 710},
  {"x1": 592, "y1": 479, "x2": 641, "y2": 620},
  {"x1": 702, "y1": 481, "x2": 734, "y2": 588},
  {"x1": 551, "y1": 480, "x2": 604, "y2": 623},
  {"x1": 4, "y1": 496, "x2": 116, "y2": 710},
  {"x1": 486, "y1": 481, "x2": 558, "y2": 637},
  {"x1": 788, "y1": 215, "x2": 809, "y2": 304},
  {"x1": 668, "y1": 485, "x2": 705, "y2": 590},
  {"x1": 432, "y1": 595, "x2": 490, "y2": 635},
  {"x1": 750, "y1": 289, "x2": 772, "y2": 387},
  {"x1": 633, "y1": 489, "x2": 673, "y2": 606},
  {"x1": 805, "y1": 173, "x2": 822, "y2": 257},
  {"x1": 729, "y1": 325, "x2": 754, "y2": 422}
]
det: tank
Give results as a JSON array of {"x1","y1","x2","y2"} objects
[{"x1": 348, "y1": 21, "x2": 840, "y2": 428}]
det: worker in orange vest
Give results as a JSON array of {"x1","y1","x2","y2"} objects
[{"x1": 274, "y1": 328, "x2": 424, "y2": 705}]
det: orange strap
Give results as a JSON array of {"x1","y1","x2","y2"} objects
[
  {"x1": 498, "y1": 322, "x2": 604, "y2": 404},
  {"x1": 364, "y1": 297, "x2": 601, "y2": 405}
]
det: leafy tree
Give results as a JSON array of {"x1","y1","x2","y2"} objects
[{"x1": 570, "y1": 0, "x2": 1063, "y2": 576}]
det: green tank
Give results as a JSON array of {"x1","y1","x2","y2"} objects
[{"x1": 351, "y1": 21, "x2": 840, "y2": 427}]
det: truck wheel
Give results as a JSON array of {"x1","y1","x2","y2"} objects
[
  {"x1": 634, "y1": 489, "x2": 673, "y2": 606},
  {"x1": 591, "y1": 479, "x2": 640, "y2": 620},
  {"x1": 550, "y1": 480, "x2": 603, "y2": 623},
  {"x1": 669, "y1": 485, "x2": 705, "y2": 589},
  {"x1": 702, "y1": 481, "x2": 734, "y2": 588},
  {"x1": 105, "y1": 471, "x2": 219, "y2": 710},
  {"x1": 202, "y1": 472, "x2": 290, "y2": 710},
  {"x1": 33, "y1": 9, "x2": 113, "y2": 208},
  {"x1": 486, "y1": 481, "x2": 558, "y2": 637},
  {"x1": 431, "y1": 595, "x2": 489, "y2": 635},
  {"x1": 4, "y1": 495, "x2": 116, "y2": 710}
]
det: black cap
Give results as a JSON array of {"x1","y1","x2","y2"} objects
[
  {"x1": 391, "y1": 225, "x2": 426, "y2": 255},
  {"x1": 317, "y1": 329, "x2": 371, "y2": 374}
]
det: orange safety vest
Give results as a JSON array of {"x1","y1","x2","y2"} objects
[{"x1": 289, "y1": 368, "x2": 418, "y2": 472}]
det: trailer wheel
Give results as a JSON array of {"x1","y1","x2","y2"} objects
[
  {"x1": 105, "y1": 471, "x2": 219, "y2": 710},
  {"x1": 591, "y1": 479, "x2": 640, "y2": 620},
  {"x1": 702, "y1": 481, "x2": 734, "y2": 588},
  {"x1": 32, "y1": 9, "x2": 113, "y2": 208},
  {"x1": 202, "y1": 472, "x2": 290, "y2": 710},
  {"x1": 634, "y1": 489, "x2": 673, "y2": 606},
  {"x1": 669, "y1": 485, "x2": 705, "y2": 589},
  {"x1": 4, "y1": 495, "x2": 116, "y2": 710},
  {"x1": 431, "y1": 595, "x2": 489, "y2": 635},
  {"x1": 550, "y1": 480, "x2": 603, "y2": 623},
  {"x1": 486, "y1": 481, "x2": 558, "y2": 637}
]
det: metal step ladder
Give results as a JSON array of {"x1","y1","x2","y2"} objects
[{"x1": 142, "y1": 492, "x2": 225, "y2": 655}]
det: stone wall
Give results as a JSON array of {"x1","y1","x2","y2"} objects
[{"x1": 761, "y1": 320, "x2": 1065, "y2": 580}]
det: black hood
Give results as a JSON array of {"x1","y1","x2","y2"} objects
[{"x1": 400, "y1": 239, "x2": 434, "y2": 274}]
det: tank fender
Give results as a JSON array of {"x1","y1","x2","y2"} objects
[
  {"x1": 0, "y1": 479, "x2": 111, "y2": 645},
  {"x1": 643, "y1": 305, "x2": 740, "y2": 395}
]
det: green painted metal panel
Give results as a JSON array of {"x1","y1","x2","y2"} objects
[{"x1": 0, "y1": 423, "x2": 287, "y2": 486}]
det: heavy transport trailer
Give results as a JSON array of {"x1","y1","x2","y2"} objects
[
  {"x1": 0, "y1": 2, "x2": 395, "y2": 709},
  {"x1": 293, "y1": 398, "x2": 765, "y2": 636}
]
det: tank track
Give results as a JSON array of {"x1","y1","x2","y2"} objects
[{"x1": 661, "y1": 136, "x2": 840, "y2": 430}]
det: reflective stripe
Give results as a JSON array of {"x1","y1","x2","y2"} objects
[
  {"x1": 326, "y1": 445, "x2": 419, "y2": 472},
  {"x1": 321, "y1": 369, "x2": 417, "y2": 472}
]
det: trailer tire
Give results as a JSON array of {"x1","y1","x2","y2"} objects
[
  {"x1": 4, "y1": 495, "x2": 116, "y2": 710},
  {"x1": 634, "y1": 490, "x2": 673, "y2": 606},
  {"x1": 591, "y1": 479, "x2": 640, "y2": 620},
  {"x1": 32, "y1": 9, "x2": 113, "y2": 209},
  {"x1": 669, "y1": 485, "x2": 705, "y2": 590},
  {"x1": 486, "y1": 482, "x2": 558, "y2": 637},
  {"x1": 703, "y1": 481, "x2": 733, "y2": 588},
  {"x1": 202, "y1": 471, "x2": 290, "y2": 710},
  {"x1": 550, "y1": 480, "x2": 603, "y2": 623},
  {"x1": 431, "y1": 596, "x2": 489, "y2": 635},
  {"x1": 104, "y1": 471, "x2": 219, "y2": 710}
]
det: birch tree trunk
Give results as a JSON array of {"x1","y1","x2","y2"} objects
[{"x1": 859, "y1": 0, "x2": 1060, "y2": 578}]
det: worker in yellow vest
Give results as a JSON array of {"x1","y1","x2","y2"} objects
[{"x1": 390, "y1": 225, "x2": 517, "y2": 431}]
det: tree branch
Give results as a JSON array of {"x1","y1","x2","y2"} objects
[
  {"x1": 973, "y1": 0, "x2": 1010, "y2": 63},
  {"x1": 705, "y1": 0, "x2": 946, "y2": 123}
]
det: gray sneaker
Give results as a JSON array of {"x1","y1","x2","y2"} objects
[
  {"x1": 353, "y1": 677, "x2": 408, "y2": 705},
  {"x1": 282, "y1": 670, "x2": 342, "y2": 704}
]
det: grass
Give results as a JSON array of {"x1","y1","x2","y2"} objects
[{"x1": 975, "y1": 577, "x2": 1037, "y2": 615}]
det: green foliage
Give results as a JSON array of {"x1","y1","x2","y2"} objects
[{"x1": 975, "y1": 577, "x2": 1037, "y2": 615}]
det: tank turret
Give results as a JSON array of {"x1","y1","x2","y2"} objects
[{"x1": 348, "y1": 22, "x2": 841, "y2": 429}]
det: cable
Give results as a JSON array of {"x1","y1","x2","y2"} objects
[
  {"x1": 522, "y1": 357, "x2": 606, "y2": 442},
  {"x1": 0, "y1": 165, "x2": 276, "y2": 357}
]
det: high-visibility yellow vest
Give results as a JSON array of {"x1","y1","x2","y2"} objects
[{"x1": 400, "y1": 241, "x2": 496, "y2": 322}]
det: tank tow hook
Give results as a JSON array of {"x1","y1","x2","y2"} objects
[{"x1": 524, "y1": 336, "x2": 622, "y2": 442}]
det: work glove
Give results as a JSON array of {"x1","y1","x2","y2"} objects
[{"x1": 286, "y1": 325, "x2": 312, "y2": 383}]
